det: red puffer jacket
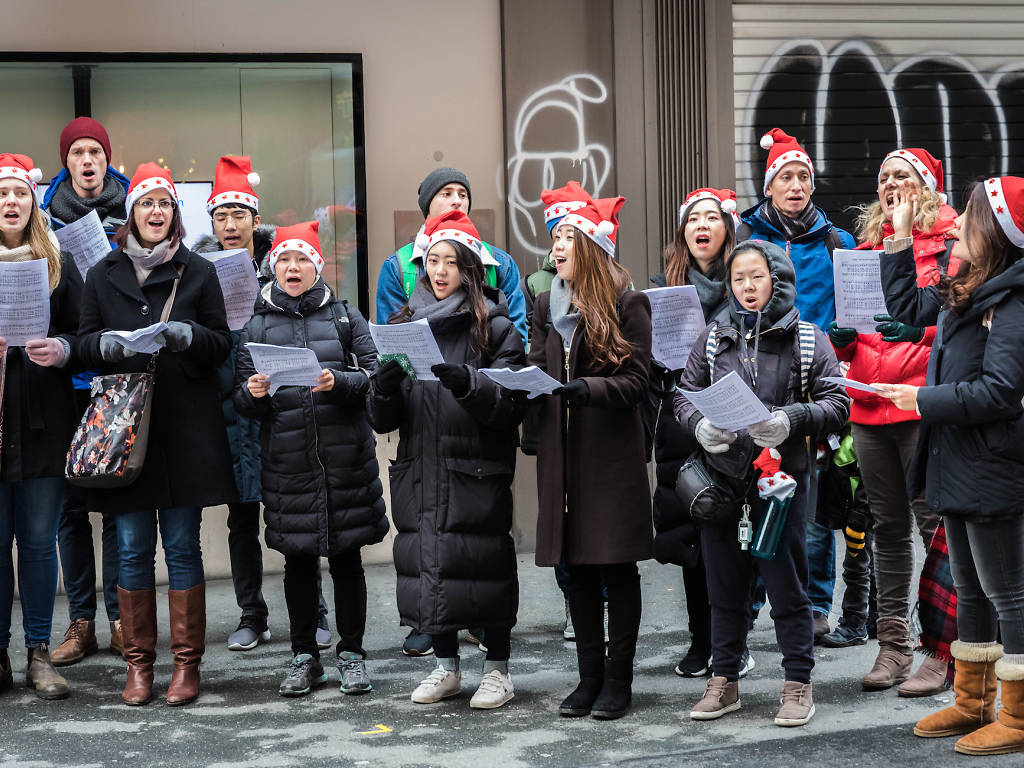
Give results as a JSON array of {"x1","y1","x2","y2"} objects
[{"x1": 834, "y1": 205, "x2": 960, "y2": 425}]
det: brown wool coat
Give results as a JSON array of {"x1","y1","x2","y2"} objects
[{"x1": 528, "y1": 289, "x2": 654, "y2": 567}]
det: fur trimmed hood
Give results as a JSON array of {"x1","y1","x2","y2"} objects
[{"x1": 192, "y1": 225, "x2": 276, "y2": 284}]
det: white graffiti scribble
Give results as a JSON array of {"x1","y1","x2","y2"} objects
[{"x1": 505, "y1": 73, "x2": 612, "y2": 257}]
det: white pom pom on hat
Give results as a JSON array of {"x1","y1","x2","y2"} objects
[
  {"x1": 595, "y1": 220, "x2": 615, "y2": 237},
  {"x1": 760, "y1": 133, "x2": 774, "y2": 150},
  {"x1": 29, "y1": 167, "x2": 43, "y2": 183},
  {"x1": 414, "y1": 232, "x2": 431, "y2": 252},
  {"x1": 939, "y1": 192, "x2": 948, "y2": 205},
  {"x1": 720, "y1": 198, "x2": 736, "y2": 214},
  {"x1": 247, "y1": 171, "x2": 260, "y2": 186}
]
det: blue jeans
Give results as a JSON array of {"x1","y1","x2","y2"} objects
[
  {"x1": 805, "y1": 467, "x2": 837, "y2": 615},
  {"x1": 58, "y1": 484, "x2": 120, "y2": 621},
  {"x1": 116, "y1": 507, "x2": 204, "y2": 591},
  {"x1": 0, "y1": 477, "x2": 66, "y2": 649}
]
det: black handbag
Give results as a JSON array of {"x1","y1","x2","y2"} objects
[{"x1": 675, "y1": 453, "x2": 754, "y2": 526}]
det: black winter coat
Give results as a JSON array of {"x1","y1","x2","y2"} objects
[
  {"x1": 76, "y1": 243, "x2": 237, "y2": 513},
  {"x1": 1, "y1": 251, "x2": 83, "y2": 482},
  {"x1": 234, "y1": 280, "x2": 387, "y2": 556},
  {"x1": 881, "y1": 243, "x2": 1024, "y2": 518},
  {"x1": 367, "y1": 288, "x2": 526, "y2": 635}
]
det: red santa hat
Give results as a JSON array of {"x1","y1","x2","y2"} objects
[
  {"x1": 558, "y1": 196, "x2": 625, "y2": 257},
  {"x1": 126, "y1": 162, "x2": 177, "y2": 212},
  {"x1": 207, "y1": 155, "x2": 260, "y2": 213},
  {"x1": 753, "y1": 448, "x2": 797, "y2": 501},
  {"x1": 541, "y1": 181, "x2": 594, "y2": 236},
  {"x1": 983, "y1": 176, "x2": 1024, "y2": 249},
  {"x1": 269, "y1": 220, "x2": 325, "y2": 274},
  {"x1": 414, "y1": 210, "x2": 499, "y2": 266},
  {"x1": 679, "y1": 187, "x2": 739, "y2": 228},
  {"x1": 759, "y1": 128, "x2": 814, "y2": 196},
  {"x1": 0, "y1": 153, "x2": 43, "y2": 190},
  {"x1": 879, "y1": 148, "x2": 946, "y2": 204}
]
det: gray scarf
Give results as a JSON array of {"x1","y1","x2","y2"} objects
[
  {"x1": 549, "y1": 277, "x2": 580, "y2": 352},
  {"x1": 47, "y1": 175, "x2": 127, "y2": 229},
  {"x1": 686, "y1": 264, "x2": 727, "y2": 315},
  {"x1": 123, "y1": 233, "x2": 179, "y2": 272},
  {"x1": 761, "y1": 199, "x2": 819, "y2": 241},
  {"x1": 407, "y1": 282, "x2": 468, "y2": 323}
]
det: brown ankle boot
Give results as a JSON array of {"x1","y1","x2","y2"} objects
[
  {"x1": 109, "y1": 620, "x2": 125, "y2": 657},
  {"x1": 861, "y1": 616, "x2": 913, "y2": 690},
  {"x1": 914, "y1": 641, "x2": 1001, "y2": 738},
  {"x1": 166, "y1": 583, "x2": 206, "y2": 706},
  {"x1": 118, "y1": 587, "x2": 157, "y2": 706},
  {"x1": 26, "y1": 644, "x2": 70, "y2": 700},
  {"x1": 956, "y1": 659, "x2": 1024, "y2": 755},
  {"x1": 898, "y1": 655, "x2": 951, "y2": 698},
  {"x1": 50, "y1": 619, "x2": 99, "y2": 667}
]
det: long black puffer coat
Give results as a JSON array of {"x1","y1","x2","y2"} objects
[
  {"x1": 367, "y1": 285, "x2": 526, "y2": 635},
  {"x1": 234, "y1": 279, "x2": 387, "y2": 556}
]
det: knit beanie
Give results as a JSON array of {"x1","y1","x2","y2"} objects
[
  {"x1": 417, "y1": 167, "x2": 471, "y2": 218},
  {"x1": 59, "y1": 117, "x2": 112, "y2": 168}
]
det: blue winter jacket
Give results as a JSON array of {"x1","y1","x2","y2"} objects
[
  {"x1": 738, "y1": 200, "x2": 856, "y2": 330},
  {"x1": 43, "y1": 167, "x2": 131, "y2": 245},
  {"x1": 376, "y1": 243, "x2": 528, "y2": 344}
]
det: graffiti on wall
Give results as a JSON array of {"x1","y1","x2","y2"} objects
[
  {"x1": 505, "y1": 73, "x2": 612, "y2": 258},
  {"x1": 741, "y1": 39, "x2": 1024, "y2": 230}
]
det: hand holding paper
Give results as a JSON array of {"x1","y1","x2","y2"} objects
[
  {"x1": 105, "y1": 322, "x2": 170, "y2": 354},
  {"x1": 245, "y1": 342, "x2": 323, "y2": 395},
  {"x1": 368, "y1": 319, "x2": 444, "y2": 381},
  {"x1": 677, "y1": 371, "x2": 772, "y2": 432},
  {"x1": 479, "y1": 366, "x2": 561, "y2": 398}
]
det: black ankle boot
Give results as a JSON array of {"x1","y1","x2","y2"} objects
[
  {"x1": 591, "y1": 657, "x2": 633, "y2": 720},
  {"x1": 559, "y1": 653, "x2": 604, "y2": 716},
  {"x1": 0, "y1": 649, "x2": 12, "y2": 693}
]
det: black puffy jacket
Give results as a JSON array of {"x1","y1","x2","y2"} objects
[
  {"x1": 367, "y1": 286, "x2": 526, "y2": 635},
  {"x1": 234, "y1": 280, "x2": 387, "y2": 557}
]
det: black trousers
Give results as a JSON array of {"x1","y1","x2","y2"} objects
[
  {"x1": 432, "y1": 626, "x2": 512, "y2": 661},
  {"x1": 226, "y1": 501, "x2": 269, "y2": 623},
  {"x1": 565, "y1": 562, "x2": 642, "y2": 662},
  {"x1": 283, "y1": 549, "x2": 366, "y2": 658}
]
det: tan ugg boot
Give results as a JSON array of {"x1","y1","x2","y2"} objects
[
  {"x1": 914, "y1": 641, "x2": 1001, "y2": 738},
  {"x1": 956, "y1": 658, "x2": 1024, "y2": 755},
  {"x1": 861, "y1": 616, "x2": 913, "y2": 690}
]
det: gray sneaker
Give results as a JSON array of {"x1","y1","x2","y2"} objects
[
  {"x1": 228, "y1": 621, "x2": 271, "y2": 651},
  {"x1": 316, "y1": 615, "x2": 332, "y2": 650},
  {"x1": 338, "y1": 652, "x2": 372, "y2": 695},
  {"x1": 279, "y1": 654, "x2": 327, "y2": 697}
]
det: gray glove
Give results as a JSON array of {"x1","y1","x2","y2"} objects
[
  {"x1": 99, "y1": 333, "x2": 136, "y2": 363},
  {"x1": 158, "y1": 321, "x2": 193, "y2": 352},
  {"x1": 747, "y1": 410, "x2": 791, "y2": 448},
  {"x1": 695, "y1": 417, "x2": 738, "y2": 454}
]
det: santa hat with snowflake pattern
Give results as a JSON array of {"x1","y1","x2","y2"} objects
[
  {"x1": 207, "y1": 155, "x2": 261, "y2": 213},
  {"x1": 269, "y1": 220, "x2": 325, "y2": 274},
  {"x1": 759, "y1": 128, "x2": 814, "y2": 196}
]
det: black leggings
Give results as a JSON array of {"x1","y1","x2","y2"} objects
[
  {"x1": 283, "y1": 548, "x2": 366, "y2": 658},
  {"x1": 432, "y1": 626, "x2": 512, "y2": 661},
  {"x1": 565, "y1": 562, "x2": 642, "y2": 661}
]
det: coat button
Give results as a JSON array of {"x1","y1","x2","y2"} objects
[{"x1": 141, "y1": 304, "x2": 150, "y2": 316}]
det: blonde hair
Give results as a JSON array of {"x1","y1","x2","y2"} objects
[
  {"x1": 855, "y1": 185, "x2": 945, "y2": 247},
  {"x1": 27, "y1": 205, "x2": 62, "y2": 291}
]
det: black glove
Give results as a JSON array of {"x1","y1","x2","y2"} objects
[
  {"x1": 431, "y1": 363, "x2": 471, "y2": 398},
  {"x1": 554, "y1": 378, "x2": 590, "y2": 405},
  {"x1": 99, "y1": 333, "x2": 135, "y2": 363},
  {"x1": 873, "y1": 313, "x2": 924, "y2": 344},
  {"x1": 826, "y1": 322, "x2": 858, "y2": 348},
  {"x1": 159, "y1": 321, "x2": 193, "y2": 352},
  {"x1": 373, "y1": 359, "x2": 407, "y2": 395}
]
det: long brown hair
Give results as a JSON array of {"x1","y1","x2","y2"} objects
[
  {"x1": 663, "y1": 199, "x2": 734, "y2": 287},
  {"x1": 114, "y1": 196, "x2": 186, "y2": 248},
  {"x1": 29, "y1": 205, "x2": 63, "y2": 291},
  {"x1": 388, "y1": 241, "x2": 491, "y2": 356},
  {"x1": 570, "y1": 234, "x2": 634, "y2": 368},
  {"x1": 937, "y1": 182, "x2": 1023, "y2": 313}
]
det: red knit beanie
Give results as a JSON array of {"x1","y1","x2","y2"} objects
[{"x1": 59, "y1": 117, "x2": 112, "y2": 168}]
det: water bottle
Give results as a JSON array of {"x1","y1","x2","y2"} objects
[{"x1": 751, "y1": 496, "x2": 791, "y2": 561}]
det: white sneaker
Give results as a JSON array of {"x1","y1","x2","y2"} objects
[
  {"x1": 562, "y1": 599, "x2": 575, "y2": 642},
  {"x1": 411, "y1": 664, "x2": 462, "y2": 704},
  {"x1": 470, "y1": 669, "x2": 515, "y2": 709}
]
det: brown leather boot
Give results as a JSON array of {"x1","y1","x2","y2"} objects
[
  {"x1": 956, "y1": 659, "x2": 1024, "y2": 755},
  {"x1": 898, "y1": 655, "x2": 951, "y2": 698},
  {"x1": 109, "y1": 620, "x2": 125, "y2": 657},
  {"x1": 915, "y1": 641, "x2": 1001, "y2": 738},
  {"x1": 118, "y1": 587, "x2": 157, "y2": 706},
  {"x1": 26, "y1": 644, "x2": 70, "y2": 700},
  {"x1": 50, "y1": 619, "x2": 99, "y2": 667},
  {"x1": 166, "y1": 583, "x2": 206, "y2": 706},
  {"x1": 861, "y1": 616, "x2": 913, "y2": 690}
]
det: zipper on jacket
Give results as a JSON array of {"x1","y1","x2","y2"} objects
[
  {"x1": 304, "y1": 311, "x2": 330, "y2": 557},
  {"x1": 562, "y1": 324, "x2": 578, "y2": 518}
]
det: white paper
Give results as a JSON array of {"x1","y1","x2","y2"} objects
[
  {"x1": 202, "y1": 249, "x2": 260, "y2": 331},
  {"x1": 677, "y1": 370, "x2": 773, "y2": 431},
  {"x1": 822, "y1": 375, "x2": 880, "y2": 394},
  {"x1": 833, "y1": 249, "x2": 887, "y2": 334},
  {"x1": 54, "y1": 209, "x2": 110, "y2": 278},
  {"x1": 480, "y1": 365, "x2": 561, "y2": 399},
  {"x1": 368, "y1": 319, "x2": 444, "y2": 381},
  {"x1": 107, "y1": 322, "x2": 170, "y2": 354},
  {"x1": 0, "y1": 258, "x2": 51, "y2": 346},
  {"x1": 245, "y1": 342, "x2": 323, "y2": 395},
  {"x1": 643, "y1": 285, "x2": 707, "y2": 371}
]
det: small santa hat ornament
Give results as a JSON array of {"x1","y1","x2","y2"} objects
[
  {"x1": 269, "y1": 220, "x2": 325, "y2": 274},
  {"x1": 541, "y1": 181, "x2": 594, "y2": 235},
  {"x1": 557, "y1": 196, "x2": 626, "y2": 257},
  {"x1": 879, "y1": 148, "x2": 947, "y2": 204},
  {"x1": 753, "y1": 447, "x2": 797, "y2": 501},
  {"x1": 983, "y1": 176, "x2": 1024, "y2": 249},
  {"x1": 0, "y1": 153, "x2": 43, "y2": 190},
  {"x1": 126, "y1": 162, "x2": 177, "y2": 211},
  {"x1": 207, "y1": 155, "x2": 260, "y2": 213},
  {"x1": 414, "y1": 210, "x2": 499, "y2": 266},
  {"x1": 759, "y1": 128, "x2": 814, "y2": 196},
  {"x1": 679, "y1": 187, "x2": 740, "y2": 228}
]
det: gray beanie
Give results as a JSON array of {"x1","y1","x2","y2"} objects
[{"x1": 417, "y1": 167, "x2": 471, "y2": 218}]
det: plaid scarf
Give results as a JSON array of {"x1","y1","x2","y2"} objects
[{"x1": 915, "y1": 521, "x2": 957, "y2": 678}]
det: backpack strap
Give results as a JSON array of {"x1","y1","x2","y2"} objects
[
  {"x1": 705, "y1": 324, "x2": 720, "y2": 383},
  {"x1": 396, "y1": 242, "x2": 418, "y2": 298},
  {"x1": 797, "y1": 320, "x2": 816, "y2": 401},
  {"x1": 824, "y1": 226, "x2": 843, "y2": 257},
  {"x1": 328, "y1": 298, "x2": 353, "y2": 359}
]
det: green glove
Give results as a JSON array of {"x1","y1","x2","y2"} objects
[
  {"x1": 827, "y1": 322, "x2": 858, "y2": 348},
  {"x1": 873, "y1": 314, "x2": 925, "y2": 344}
]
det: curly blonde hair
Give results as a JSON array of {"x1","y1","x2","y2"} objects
[{"x1": 855, "y1": 185, "x2": 945, "y2": 247}]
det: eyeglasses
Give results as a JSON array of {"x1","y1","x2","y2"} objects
[
  {"x1": 136, "y1": 199, "x2": 175, "y2": 211},
  {"x1": 213, "y1": 211, "x2": 253, "y2": 224}
]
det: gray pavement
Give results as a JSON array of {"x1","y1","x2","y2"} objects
[{"x1": 0, "y1": 555, "x2": 1004, "y2": 767}]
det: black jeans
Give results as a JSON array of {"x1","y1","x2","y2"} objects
[
  {"x1": 57, "y1": 485, "x2": 119, "y2": 622},
  {"x1": 283, "y1": 549, "x2": 365, "y2": 658},
  {"x1": 702, "y1": 474, "x2": 814, "y2": 684},
  {"x1": 226, "y1": 501, "x2": 269, "y2": 623},
  {"x1": 565, "y1": 562, "x2": 642, "y2": 662},
  {"x1": 432, "y1": 626, "x2": 512, "y2": 662},
  {"x1": 682, "y1": 559, "x2": 711, "y2": 653},
  {"x1": 945, "y1": 515, "x2": 1024, "y2": 654}
]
